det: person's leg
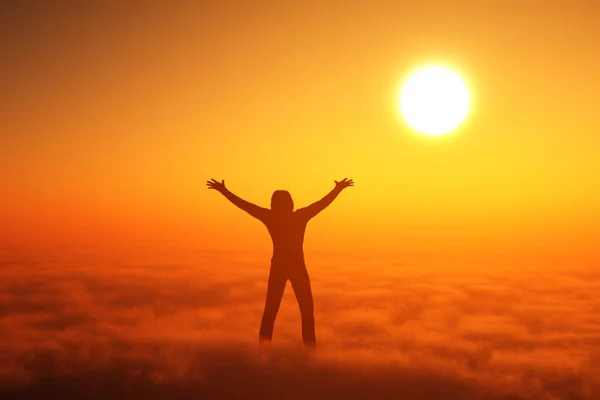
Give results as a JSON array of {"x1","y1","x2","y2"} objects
[
  {"x1": 259, "y1": 265, "x2": 287, "y2": 344},
  {"x1": 289, "y1": 265, "x2": 316, "y2": 350}
]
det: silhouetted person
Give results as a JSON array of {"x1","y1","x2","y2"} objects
[{"x1": 206, "y1": 178, "x2": 354, "y2": 351}]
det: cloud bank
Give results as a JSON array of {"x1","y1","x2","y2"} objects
[{"x1": 0, "y1": 248, "x2": 598, "y2": 399}]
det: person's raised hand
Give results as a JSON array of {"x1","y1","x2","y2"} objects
[
  {"x1": 334, "y1": 178, "x2": 354, "y2": 190},
  {"x1": 206, "y1": 178, "x2": 226, "y2": 193}
]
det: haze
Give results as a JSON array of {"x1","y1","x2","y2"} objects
[{"x1": 1, "y1": 1, "x2": 599, "y2": 399}]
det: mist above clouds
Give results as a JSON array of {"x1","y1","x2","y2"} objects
[{"x1": 0, "y1": 247, "x2": 598, "y2": 399}]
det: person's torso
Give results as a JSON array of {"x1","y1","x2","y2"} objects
[{"x1": 263, "y1": 211, "x2": 308, "y2": 263}]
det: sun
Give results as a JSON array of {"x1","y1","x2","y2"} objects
[{"x1": 399, "y1": 65, "x2": 470, "y2": 136}]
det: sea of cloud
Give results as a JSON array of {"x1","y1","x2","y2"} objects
[{"x1": 0, "y1": 246, "x2": 598, "y2": 399}]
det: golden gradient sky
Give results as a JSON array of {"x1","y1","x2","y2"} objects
[{"x1": 2, "y1": 1, "x2": 599, "y2": 259}]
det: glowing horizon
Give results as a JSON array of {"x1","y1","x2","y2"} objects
[{"x1": 2, "y1": 2, "x2": 599, "y2": 260}]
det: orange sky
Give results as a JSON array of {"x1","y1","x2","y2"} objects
[{"x1": 2, "y1": 1, "x2": 599, "y2": 259}]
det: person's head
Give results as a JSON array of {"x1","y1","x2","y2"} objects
[{"x1": 270, "y1": 190, "x2": 294, "y2": 212}]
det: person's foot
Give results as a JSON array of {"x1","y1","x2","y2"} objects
[
  {"x1": 304, "y1": 341, "x2": 317, "y2": 359},
  {"x1": 259, "y1": 335, "x2": 272, "y2": 347},
  {"x1": 257, "y1": 336, "x2": 272, "y2": 362}
]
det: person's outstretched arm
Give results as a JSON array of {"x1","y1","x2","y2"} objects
[
  {"x1": 297, "y1": 178, "x2": 354, "y2": 220},
  {"x1": 207, "y1": 179, "x2": 269, "y2": 221}
]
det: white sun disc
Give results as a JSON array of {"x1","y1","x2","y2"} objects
[{"x1": 399, "y1": 66, "x2": 470, "y2": 136}]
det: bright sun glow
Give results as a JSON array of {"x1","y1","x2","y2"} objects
[{"x1": 399, "y1": 66, "x2": 470, "y2": 136}]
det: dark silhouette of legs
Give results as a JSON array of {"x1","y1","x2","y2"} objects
[
  {"x1": 259, "y1": 265, "x2": 287, "y2": 343},
  {"x1": 259, "y1": 263, "x2": 316, "y2": 349},
  {"x1": 289, "y1": 266, "x2": 316, "y2": 349}
]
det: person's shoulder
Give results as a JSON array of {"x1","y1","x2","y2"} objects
[
  {"x1": 293, "y1": 208, "x2": 310, "y2": 220},
  {"x1": 261, "y1": 208, "x2": 272, "y2": 218}
]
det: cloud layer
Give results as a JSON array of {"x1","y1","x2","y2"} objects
[{"x1": 0, "y1": 248, "x2": 599, "y2": 399}]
